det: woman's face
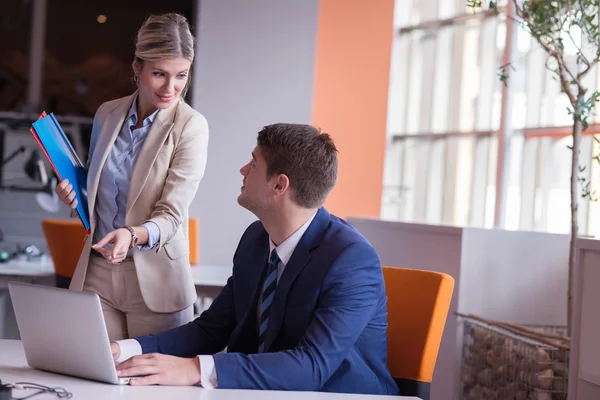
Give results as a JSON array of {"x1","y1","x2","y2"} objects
[{"x1": 133, "y1": 57, "x2": 191, "y2": 112}]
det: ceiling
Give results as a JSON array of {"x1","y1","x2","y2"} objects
[{"x1": 0, "y1": 0, "x2": 195, "y2": 116}]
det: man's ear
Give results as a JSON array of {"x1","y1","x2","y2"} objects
[{"x1": 274, "y1": 174, "x2": 290, "y2": 194}]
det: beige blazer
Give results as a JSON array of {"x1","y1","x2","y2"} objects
[{"x1": 69, "y1": 93, "x2": 209, "y2": 313}]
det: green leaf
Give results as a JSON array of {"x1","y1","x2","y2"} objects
[
  {"x1": 497, "y1": 66, "x2": 510, "y2": 87},
  {"x1": 572, "y1": 92, "x2": 600, "y2": 130},
  {"x1": 466, "y1": 0, "x2": 482, "y2": 9}
]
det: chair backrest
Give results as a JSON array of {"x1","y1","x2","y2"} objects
[
  {"x1": 41, "y1": 219, "x2": 87, "y2": 279},
  {"x1": 42, "y1": 218, "x2": 200, "y2": 276},
  {"x1": 382, "y1": 266, "x2": 454, "y2": 399},
  {"x1": 188, "y1": 217, "x2": 199, "y2": 265}
]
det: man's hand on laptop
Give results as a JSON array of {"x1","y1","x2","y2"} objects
[
  {"x1": 116, "y1": 353, "x2": 201, "y2": 386},
  {"x1": 111, "y1": 342, "x2": 121, "y2": 361}
]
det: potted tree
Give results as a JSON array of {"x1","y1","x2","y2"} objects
[
  {"x1": 459, "y1": 1, "x2": 599, "y2": 398},
  {"x1": 469, "y1": 0, "x2": 600, "y2": 338}
]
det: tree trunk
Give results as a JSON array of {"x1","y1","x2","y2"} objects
[{"x1": 568, "y1": 114, "x2": 582, "y2": 338}]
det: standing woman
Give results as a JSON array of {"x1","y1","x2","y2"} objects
[{"x1": 54, "y1": 13, "x2": 208, "y2": 341}]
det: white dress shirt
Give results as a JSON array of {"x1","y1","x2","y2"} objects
[{"x1": 116, "y1": 212, "x2": 317, "y2": 388}]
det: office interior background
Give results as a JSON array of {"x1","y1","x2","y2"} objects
[
  {"x1": 3, "y1": 0, "x2": 600, "y2": 259},
  {"x1": 2, "y1": 0, "x2": 600, "y2": 399}
]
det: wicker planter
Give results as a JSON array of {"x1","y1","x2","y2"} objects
[{"x1": 460, "y1": 316, "x2": 569, "y2": 400}]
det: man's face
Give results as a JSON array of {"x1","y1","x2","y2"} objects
[{"x1": 238, "y1": 146, "x2": 272, "y2": 214}]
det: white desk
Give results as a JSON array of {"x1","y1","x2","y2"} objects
[
  {"x1": 191, "y1": 264, "x2": 231, "y2": 288},
  {"x1": 0, "y1": 257, "x2": 58, "y2": 338},
  {"x1": 0, "y1": 256, "x2": 231, "y2": 298},
  {"x1": 0, "y1": 256, "x2": 55, "y2": 277},
  {"x1": 0, "y1": 340, "x2": 417, "y2": 400},
  {"x1": 0, "y1": 257, "x2": 231, "y2": 338},
  {"x1": 0, "y1": 256, "x2": 231, "y2": 288}
]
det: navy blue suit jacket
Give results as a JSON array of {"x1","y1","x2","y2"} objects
[{"x1": 136, "y1": 208, "x2": 398, "y2": 395}]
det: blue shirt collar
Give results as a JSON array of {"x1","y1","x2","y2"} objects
[{"x1": 128, "y1": 95, "x2": 159, "y2": 128}]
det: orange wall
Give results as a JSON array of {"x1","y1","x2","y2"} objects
[{"x1": 312, "y1": 0, "x2": 395, "y2": 218}]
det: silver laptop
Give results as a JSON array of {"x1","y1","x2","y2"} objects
[{"x1": 8, "y1": 281, "x2": 134, "y2": 384}]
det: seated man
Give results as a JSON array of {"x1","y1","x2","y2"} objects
[{"x1": 113, "y1": 123, "x2": 399, "y2": 395}]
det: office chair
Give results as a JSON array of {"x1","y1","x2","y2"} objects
[
  {"x1": 382, "y1": 266, "x2": 454, "y2": 400},
  {"x1": 41, "y1": 219, "x2": 86, "y2": 288},
  {"x1": 188, "y1": 217, "x2": 199, "y2": 265},
  {"x1": 42, "y1": 218, "x2": 201, "y2": 287}
]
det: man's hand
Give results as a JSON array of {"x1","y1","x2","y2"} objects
[
  {"x1": 92, "y1": 228, "x2": 132, "y2": 264},
  {"x1": 116, "y1": 353, "x2": 201, "y2": 386},
  {"x1": 111, "y1": 342, "x2": 121, "y2": 362}
]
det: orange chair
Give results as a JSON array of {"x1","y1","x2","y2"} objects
[
  {"x1": 188, "y1": 217, "x2": 199, "y2": 265},
  {"x1": 42, "y1": 217, "x2": 200, "y2": 286},
  {"x1": 41, "y1": 219, "x2": 87, "y2": 288},
  {"x1": 382, "y1": 266, "x2": 454, "y2": 400}
]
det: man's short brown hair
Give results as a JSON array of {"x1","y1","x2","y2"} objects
[{"x1": 257, "y1": 123, "x2": 338, "y2": 209}]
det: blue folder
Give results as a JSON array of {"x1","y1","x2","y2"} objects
[{"x1": 31, "y1": 113, "x2": 90, "y2": 234}]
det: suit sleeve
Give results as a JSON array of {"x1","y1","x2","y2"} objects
[
  {"x1": 134, "y1": 225, "x2": 260, "y2": 357},
  {"x1": 147, "y1": 113, "x2": 209, "y2": 248},
  {"x1": 135, "y1": 273, "x2": 236, "y2": 357},
  {"x1": 212, "y1": 242, "x2": 383, "y2": 391}
]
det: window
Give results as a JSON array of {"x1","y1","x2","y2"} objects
[{"x1": 384, "y1": 0, "x2": 600, "y2": 236}]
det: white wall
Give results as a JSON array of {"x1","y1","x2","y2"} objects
[
  {"x1": 190, "y1": 0, "x2": 320, "y2": 265},
  {"x1": 459, "y1": 227, "x2": 569, "y2": 326}
]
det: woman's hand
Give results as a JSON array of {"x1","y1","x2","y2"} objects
[
  {"x1": 92, "y1": 228, "x2": 132, "y2": 264},
  {"x1": 55, "y1": 179, "x2": 78, "y2": 209}
]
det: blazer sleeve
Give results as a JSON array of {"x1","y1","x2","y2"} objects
[
  {"x1": 212, "y1": 242, "x2": 384, "y2": 391},
  {"x1": 147, "y1": 113, "x2": 209, "y2": 247}
]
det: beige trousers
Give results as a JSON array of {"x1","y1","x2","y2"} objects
[{"x1": 83, "y1": 254, "x2": 193, "y2": 341}]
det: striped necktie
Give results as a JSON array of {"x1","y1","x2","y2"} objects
[{"x1": 258, "y1": 249, "x2": 280, "y2": 353}]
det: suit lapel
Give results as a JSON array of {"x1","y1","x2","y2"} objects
[
  {"x1": 125, "y1": 100, "x2": 179, "y2": 215},
  {"x1": 87, "y1": 94, "x2": 135, "y2": 227},
  {"x1": 263, "y1": 208, "x2": 331, "y2": 352}
]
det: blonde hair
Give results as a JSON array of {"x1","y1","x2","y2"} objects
[{"x1": 134, "y1": 13, "x2": 195, "y2": 99}]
